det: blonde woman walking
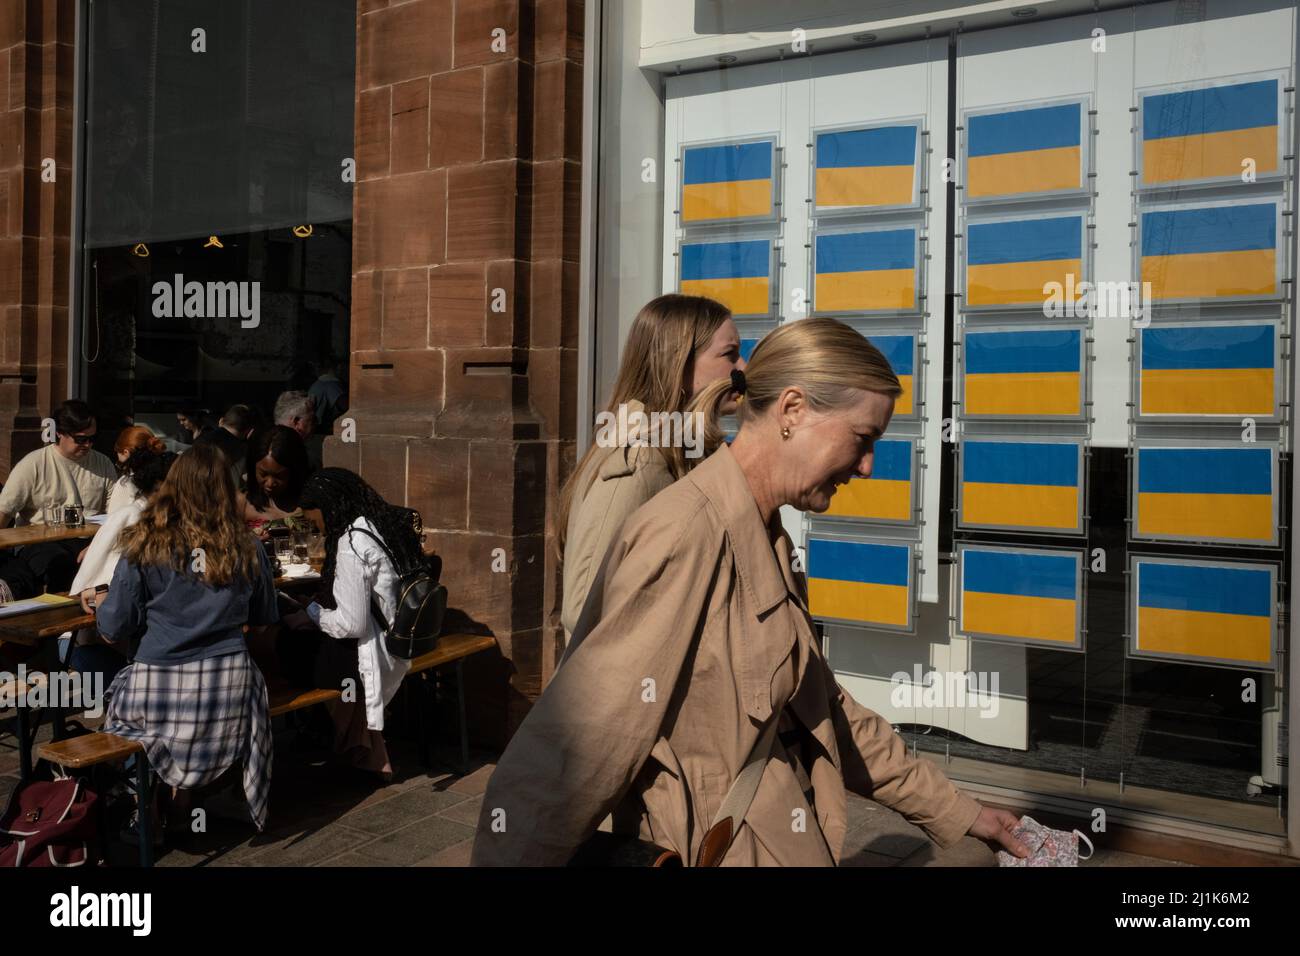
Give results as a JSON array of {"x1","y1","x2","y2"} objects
[
  {"x1": 557, "y1": 293, "x2": 744, "y2": 644},
  {"x1": 474, "y1": 318, "x2": 1028, "y2": 866}
]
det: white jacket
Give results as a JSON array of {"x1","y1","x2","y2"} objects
[
  {"x1": 70, "y1": 496, "x2": 145, "y2": 593},
  {"x1": 314, "y1": 517, "x2": 411, "y2": 731}
]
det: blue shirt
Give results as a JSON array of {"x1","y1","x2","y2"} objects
[{"x1": 97, "y1": 546, "x2": 279, "y2": 665}]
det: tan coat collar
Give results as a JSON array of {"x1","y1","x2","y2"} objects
[{"x1": 686, "y1": 443, "x2": 790, "y2": 618}]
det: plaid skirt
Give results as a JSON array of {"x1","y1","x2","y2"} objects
[{"x1": 103, "y1": 650, "x2": 272, "y2": 831}]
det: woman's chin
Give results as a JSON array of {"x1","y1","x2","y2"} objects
[{"x1": 804, "y1": 491, "x2": 834, "y2": 513}]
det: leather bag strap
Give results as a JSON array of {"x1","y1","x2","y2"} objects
[{"x1": 695, "y1": 711, "x2": 782, "y2": 866}]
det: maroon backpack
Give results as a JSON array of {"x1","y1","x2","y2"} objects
[{"x1": 0, "y1": 776, "x2": 99, "y2": 867}]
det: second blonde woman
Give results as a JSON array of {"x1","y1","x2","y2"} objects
[{"x1": 557, "y1": 293, "x2": 744, "y2": 643}]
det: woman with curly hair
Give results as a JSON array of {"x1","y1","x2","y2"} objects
[
  {"x1": 61, "y1": 436, "x2": 178, "y2": 685},
  {"x1": 277, "y1": 467, "x2": 423, "y2": 778},
  {"x1": 95, "y1": 442, "x2": 279, "y2": 841}
]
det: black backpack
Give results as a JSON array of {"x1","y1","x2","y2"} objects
[{"x1": 346, "y1": 524, "x2": 448, "y2": 660}]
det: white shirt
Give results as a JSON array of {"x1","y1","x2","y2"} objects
[
  {"x1": 106, "y1": 476, "x2": 139, "y2": 515},
  {"x1": 70, "y1": 496, "x2": 146, "y2": 594},
  {"x1": 311, "y1": 517, "x2": 411, "y2": 731}
]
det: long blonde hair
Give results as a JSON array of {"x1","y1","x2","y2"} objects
[
  {"x1": 690, "y1": 318, "x2": 902, "y2": 453},
  {"x1": 556, "y1": 293, "x2": 731, "y2": 556},
  {"x1": 119, "y1": 442, "x2": 262, "y2": 588}
]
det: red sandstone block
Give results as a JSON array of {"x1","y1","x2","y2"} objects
[
  {"x1": 429, "y1": 261, "x2": 487, "y2": 347},
  {"x1": 482, "y1": 60, "x2": 519, "y2": 161},
  {"x1": 361, "y1": 0, "x2": 453, "y2": 89},
  {"x1": 354, "y1": 168, "x2": 447, "y2": 270},
  {"x1": 453, "y1": 0, "x2": 519, "y2": 70},
  {"x1": 429, "y1": 68, "x2": 484, "y2": 168},
  {"x1": 446, "y1": 161, "x2": 517, "y2": 261},
  {"x1": 356, "y1": 86, "x2": 391, "y2": 181},
  {"x1": 407, "y1": 437, "x2": 470, "y2": 531},
  {"x1": 468, "y1": 439, "x2": 546, "y2": 536},
  {"x1": 483, "y1": 258, "x2": 525, "y2": 347},
  {"x1": 381, "y1": 266, "x2": 431, "y2": 350},
  {"x1": 391, "y1": 77, "x2": 430, "y2": 174}
]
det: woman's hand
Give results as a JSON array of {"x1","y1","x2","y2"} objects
[
  {"x1": 967, "y1": 805, "x2": 1030, "y2": 859},
  {"x1": 79, "y1": 587, "x2": 99, "y2": 614},
  {"x1": 76, "y1": 545, "x2": 89, "y2": 564}
]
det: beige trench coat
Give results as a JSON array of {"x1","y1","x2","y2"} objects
[
  {"x1": 561, "y1": 400, "x2": 675, "y2": 641},
  {"x1": 472, "y1": 443, "x2": 982, "y2": 866}
]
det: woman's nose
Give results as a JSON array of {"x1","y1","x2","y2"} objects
[
  {"x1": 735, "y1": 353, "x2": 747, "y2": 371},
  {"x1": 856, "y1": 452, "x2": 874, "y2": 480}
]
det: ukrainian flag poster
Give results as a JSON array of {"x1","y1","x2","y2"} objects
[
  {"x1": 964, "y1": 213, "x2": 1085, "y2": 310},
  {"x1": 679, "y1": 138, "x2": 777, "y2": 224},
  {"x1": 958, "y1": 438, "x2": 1083, "y2": 534},
  {"x1": 813, "y1": 226, "x2": 920, "y2": 314},
  {"x1": 964, "y1": 98, "x2": 1087, "y2": 201},
  {"x1": 1132, "y1": 443, "x2": 1278, "y2": 546},
  {"x1": 867, "y1": 332, "x2": 919, "y2": 419},
  {"x1": 822, "y1": 438, "x2": 916, "y2": 524},
  {"x1": 1137, "y1": 321, "x2": 1278, "y2": 420},
  {"x1": 1139, "y1": 200, "x2": 1280, "y2": 304},
  {"x1": 1139, "y1": 75, "x2": 1283, "y2": 188},
  {"x1": 958, "y1": 545, "x2": 1083, "y2": 651},
  {"x1": 1130, "y1": 556, "x2": 1276, "y2": 670},
  {"x1": 806, "y1": 537, "x2": 914, "y2": 632},
  {"x1": 813, "y1": 121, "x2": 920, "y2": 213},
  {"x1": 678, "y1": 237, "x2": 774, "y2": 318},
  {"x1": 961, "y1": 326, "x2": 1085, "y2": 419}
]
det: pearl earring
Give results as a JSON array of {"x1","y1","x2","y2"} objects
[{"x1": 781, "y1": 426, "x2": 790, "y2": 440}]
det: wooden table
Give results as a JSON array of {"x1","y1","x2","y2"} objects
[
  {"x1": 0, "y1": 522, "x2": 100, "y2": 550},
  {"x1": 0, "y1": 598, "x2": 94, "y2": 782},
  {"x1": 0, "y1": 600, "x2": 93, "y2": 647}
]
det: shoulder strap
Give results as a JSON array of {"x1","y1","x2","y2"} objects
[
  {"x1": 700, "y1": 710, "x2": 782, "y2": 862},
  {"x1": 343, "y1": 525, "x2": 398, "y2": 633}
]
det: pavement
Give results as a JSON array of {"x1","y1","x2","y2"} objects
[{"x1": 0, "y1": 715, "x2": 1188, "y2": 867}]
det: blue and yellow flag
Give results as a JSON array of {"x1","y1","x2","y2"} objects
[
  {"x1": 815, "y1": 125, "x2": 917, "y2": 210},
  {"x1": 870, "y1": 334, "x2": 916, "y2": 416},
  {"x1": 967, "y1": 102, "x2": 1082, "y2": 199},
  {"x1": 1141, "y1": 202, "x2": 1277, "y2": 302},
  {"x1": 807, "y1": 538, "x2": 911, "y2": 628},
  {"x1": 961, "y1": 547, "x2": 1079, "y2": 646},
  {"x1": 1140, "y1": 323, "x2": 1275, "y2": 417},
  {"x1": 964, "y1": 328, "x2": 1082, "y2": 417},
  {"x1": 681, "y1": 141, "x2": 773, "y2": 223},
  {"x1": 961, "y1": 439, "x2": 1080, "y2": 532},
  {"x1": 1135, "y1": 559, "x2": 1273, "y2": 667},
  {"x1": 1142, "y1": 79, "x2": 1279, "y2": 185},
  {"x1": 814, "y1": 229, "x2": 917, "y2": 313},
  {"x1": 824, "y1": 439, "x2": 913, "y2": 523},
  {"x1": 680, "y1": 239, "x2": 770, "y2": 317},
  {"x1": 966, "y1": 215, "x2": 1082, "y2": 308},
  {"x1": 1135, "y1": 446, "x2": 1274, "y2": 543}
]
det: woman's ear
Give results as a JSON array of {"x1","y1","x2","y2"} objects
[{"x1": 776, "y1": 385, "x2": 807, "y2": 431}]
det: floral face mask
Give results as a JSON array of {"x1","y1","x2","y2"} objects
[{"x1": 996, "y1": 815, "x2": 1094, "y2": 867}]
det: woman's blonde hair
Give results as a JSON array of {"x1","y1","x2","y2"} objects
[
  {"x1": 690, "y1": 317, "x2": 902, "y2": 453},
  {"x1": 118, "y1": 442, "x2": 262, "y2": 588},
  {"x1": 556, "y1": 293, "x2": 732, "y2": 556}
]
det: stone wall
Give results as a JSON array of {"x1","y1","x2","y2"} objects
[
  {"x1": 337, "y1": 0, "x2": 583, "y2": 745},
  {"x1": 0, "y1": 0, "x2": 75, "y2": 474}
]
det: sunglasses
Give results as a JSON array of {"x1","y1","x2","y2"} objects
[{"x1": 61, "y1": 433, "x2": 96, "y2": 446}]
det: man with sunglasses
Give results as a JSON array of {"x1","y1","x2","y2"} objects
[{"x1": 0, "y1": 400, "x2": 117, "y2": 596}]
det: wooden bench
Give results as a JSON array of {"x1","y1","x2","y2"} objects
[{"x1": 34, "y1": 631, "x2": 496, "y2": 866}]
